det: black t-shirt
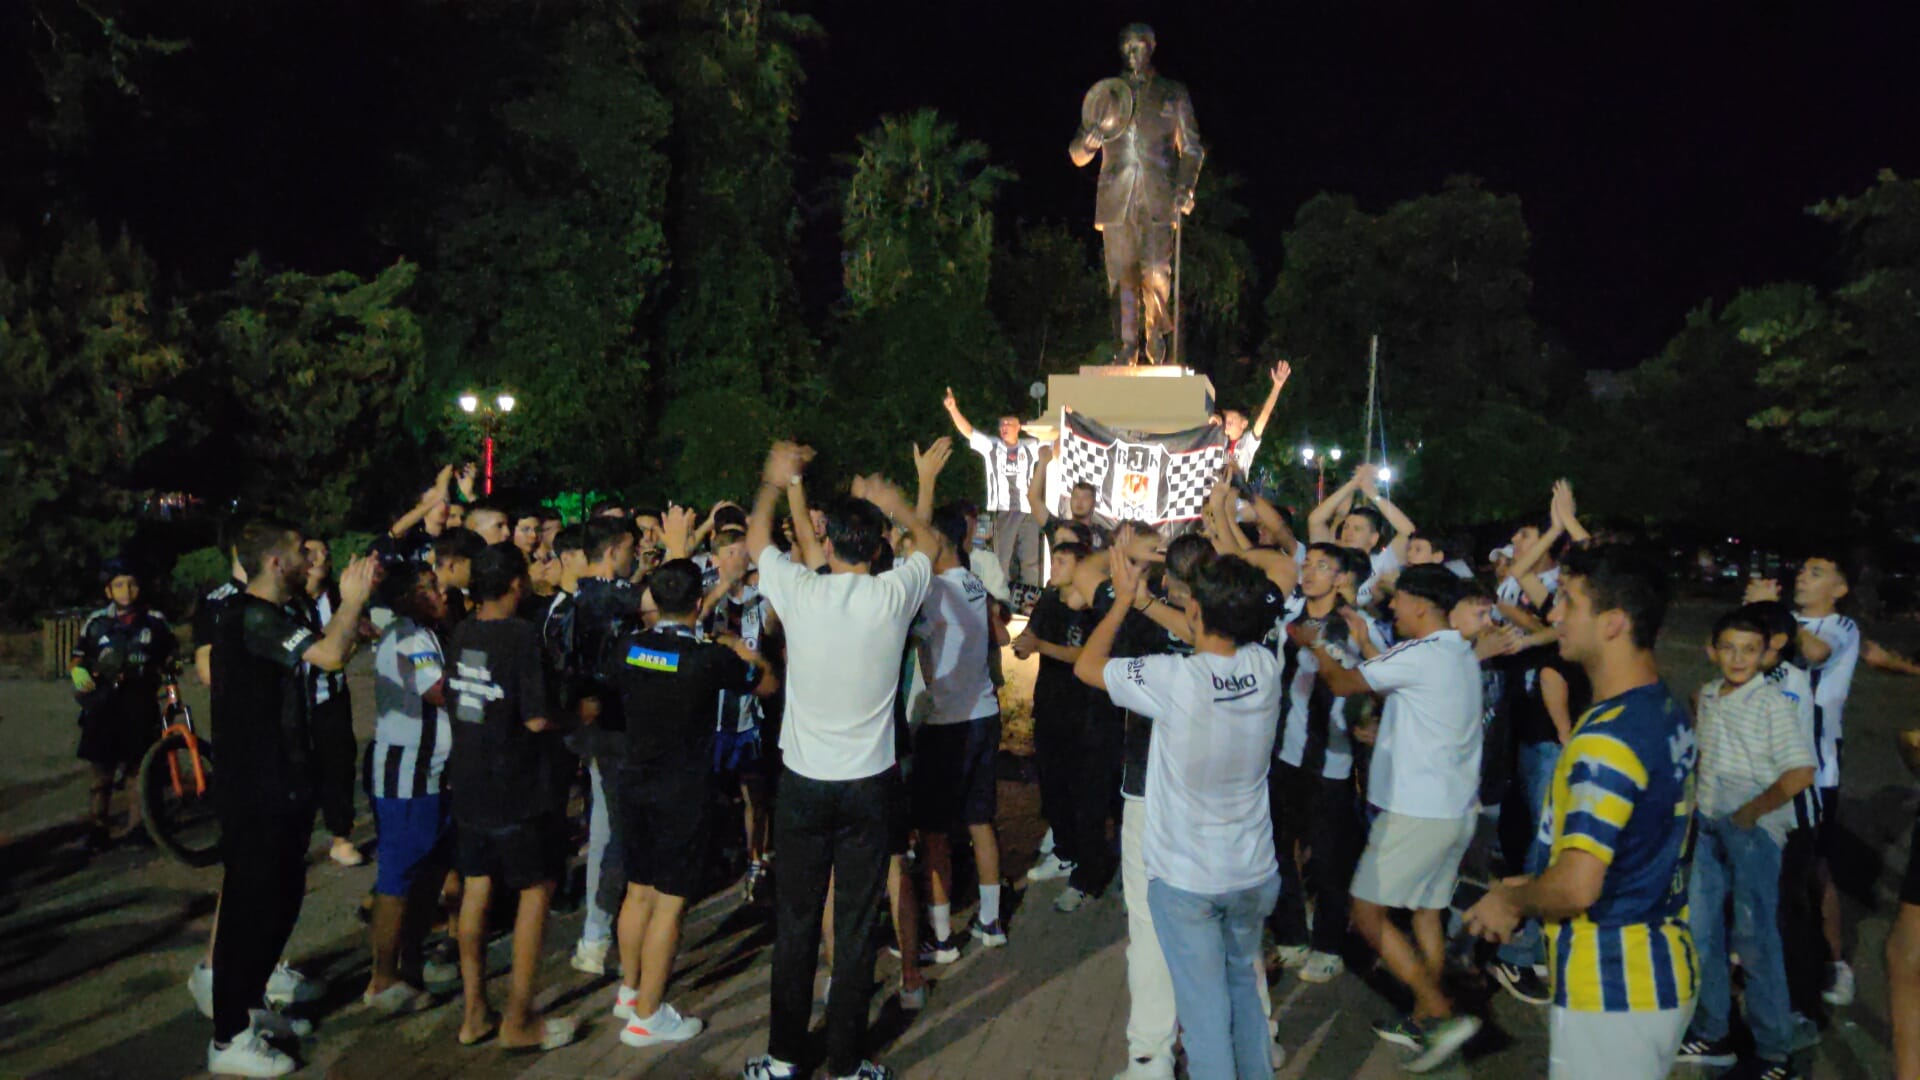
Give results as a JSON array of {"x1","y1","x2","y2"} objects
[
  {"x1": 568, "y1": 577, "x2": 641, "y2": 729},
  {"x1": 1091, "y1": 579, "x2": 1191, "y2": 798},
  {"x1": 371, "y1": 524, "x2": 436, "y2": 568},
  {"x1": 1506, "y1": 644, "x2": 1591, "y2": 746},
  {"x1": 193, "y1": 579, "x2": 245, "y2": 651},
  {"x1": 210, "y1": 594, "x2": 319, "y2": 817},
  {"x1": 603, "y1": 623, "x2": 755, "y2": 773},
  {"x1": 1026, "y1": 587, "x2": 1090, "y2": 718},
  {"x1": 446, "y1": 616, "x2": 557, "y2": 826}
]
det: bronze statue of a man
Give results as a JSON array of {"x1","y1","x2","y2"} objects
[{"x1": 1070, "y1": 23, "x2": 1205, "y2": 366}]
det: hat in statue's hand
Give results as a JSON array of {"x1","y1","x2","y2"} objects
[{"x1": 1081, "y1": 77, "x2": 1134, "y2": 141}]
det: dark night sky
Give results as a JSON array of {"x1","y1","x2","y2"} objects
[{"x1": 790, "y1": 0, "x2": 1920, "y2": 369}]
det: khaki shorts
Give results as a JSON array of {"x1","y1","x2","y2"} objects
[{"x1": 1350, "y1": 810, "x2": 1474, "y2": 910}]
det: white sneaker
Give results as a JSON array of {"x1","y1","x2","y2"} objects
[
  {"x1": 1299, "y1": 951, "x2": 1345, "y2": 983},
  {"x1": 207, "y1": 1031, "x2": 295, "y2": 1077},
  {"x1": 1268, "y1": 944, "x2": 1310, "y2": 971},
  {"x1": 1025, "y1": 853, "x2": 1075, "y2": 882},
  {"x1": 571, "y1": 938, "x2": 611, "y2": 976},
  {"x1": 188, "y1": 961, "x2": 215, "y2": 1019},
  {"x1": 1112, "y1": 1055, "x2": 1175, "y2": 1080},
  {"x1": 742, "y1": 1055, "x2": 801, "y2": 1080},
  {"x1": 362, "y1": 982, "x2": 429, "y2": 1015},
  {"x1": 264, "y1": 963, "x2": 323, "y2": 1007},
  {"x1": 329, "y1": 837, "x2": 366, "y2": 867},
  {"x1": 1039, "y1": 827, "x2": 1055, "y2": 856},
  {"x1": 898, "y1": 981, "x2": 928, "y2": 1011},
  {"x1": 1053, "y1": 886, "x2": 1091, "y2": 913},
  {"x1": 622, "y1": 1001, "x2": 703, "y2": 1047},
  {"x1": 248, "y1": 1008, "x2": 313, "y2": 1038},
  {"x1": 613, "y1": 985, "x2": 639, "y2": 1021},
  {"x1": 1824, "y1": 961, "x2": 1856, "y2": 1007}
]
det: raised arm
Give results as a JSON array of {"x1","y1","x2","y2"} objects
[
  {"x1": 1551, "y1": 479, "x2": 1590, "y2": 545},
  {"x1": 300, "y1": 557, "x2": 376, "y2": 672},
  {"x1": 786, "y1": 472, "x2": 828, "y2": 571},
  {"x1": 1307, "y1": 470, "x2": 1362, "y2": 543},
  {"x1": 662, "y1": 505, "x2": 698, "y2": 561},
  {"x1": 1028, "y1": 443, "x2": 1058, "y2": 527},
  {"x1": 1358, "y1": 465, "x2": 1416, "y2": 564},
  {"x1": 1250, "y1": 360, "x2": 1291, "y2": 439},
  {"x1": 942, "y1": 386, "x2": 976, "y2": 440},
  {"x1": 857, "y1": 474, "x2": 941, "y2": 566},
  {"x1": 1075, "y1": 550, "x2": 1142, "y2": 689},
  {"x1": 749, "y1": 441, "x2": 814, "y2": 559},
  {"x1": 914, "y1": 436, "x2": 953, "y2": 523},
  {"x1": 1250, "y1": 494, "x2": 1297, "y2": 555}
]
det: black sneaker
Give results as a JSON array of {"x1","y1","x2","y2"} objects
[
  {"x1": 1674, "y1": 1033, "x2": 1737, "y2": 1067},
  {"x1": 1487, "y1": 960, "x2": 1551, "y2": 1006},
  {"x1": 1722, "y1": 1059, "x2": 1799, "y2": 1080}
]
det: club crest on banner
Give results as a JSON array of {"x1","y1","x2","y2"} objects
[
  {"x1": 1057, "y1": 410, "x2": 1227, "y2": 530},
  {"x1": 1108, "y1": 441, "x2": 1165, "y2": 522}
]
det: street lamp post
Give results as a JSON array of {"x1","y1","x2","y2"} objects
[
  {"x1": 458, "y1": 391, "x2": 517, "y2": 495},
  {"x1": 1299, "y1": 445, "x2": 1342, "y2": 502}
]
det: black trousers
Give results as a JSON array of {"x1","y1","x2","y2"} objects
[
  {"x1": 311, "y1": 696, "x2": 357, "y2": 838},
  {"x1": 213, "y1": 805, "x2": 314, "y2": 1042},
  {"x1": 768, "y1": 767, "x2": 896, "y2": 1076},
  {"x1": 1034, "y1": 699, "x2": 1121, "y2": 897},
  {"x1": 1267, "y1": 761, "x2": 1363, "y2": 956}
]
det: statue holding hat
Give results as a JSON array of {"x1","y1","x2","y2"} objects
[{"x1": 1070, "y1": 23, "x2": 1205, "y2": 366}]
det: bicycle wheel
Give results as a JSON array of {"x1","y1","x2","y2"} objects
[{"x1": 140, "y1": 733, "x2": 221, "y2": 867}]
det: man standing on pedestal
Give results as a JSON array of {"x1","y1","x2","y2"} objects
[
  {"x1": 943, "y1": 387, "x2": 1043, "y2": 593},
  {"x1": 1070, "y1": 23, "x2": 1205, "y2": 366}
]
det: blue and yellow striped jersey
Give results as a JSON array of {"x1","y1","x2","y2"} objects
[{"x1": 1531, "y1": 682, "x2": 1698, "y2": 1012}]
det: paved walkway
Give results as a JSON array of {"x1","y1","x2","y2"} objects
[{"x1": 0, "y1": 603, "x2": 1904, "y2": 1078}]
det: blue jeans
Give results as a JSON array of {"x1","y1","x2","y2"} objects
[
  {"x1": 1690, "y1": 814, "x2": 1794, "y2": 1061},
  {"x1": 1148, "y1": 873, "x2": 1281, "y2": 1080},
  {"x1": 1498, "y1": 740, "x2": 1561, "y2": 969},
  {"x1": 583, "y1": 762, "x2": 616, "y2": 944}
]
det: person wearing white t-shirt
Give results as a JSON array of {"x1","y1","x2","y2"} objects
[
  {"x1": 943, "y1": 387, "x2": 1044, "y2": 591},
  {"x1": 1304, "y1": 563, "x2": 1483, "y2": 1072},
  {"x1": 742, "y1": 443, "x2": 938, "y2": 1080},
  {"x1": 1216, "y1": 359, "x2": 1291, "y2": 477},
  {"x1": 1305, "y1": 463, "x2": 1415, "y2": 610},
  {"x1": 910, "y1": 505, "x2": 1013, "y2": 956},
  {"x1": 1078, "y1": 550, "x2": 1286, "y2": 1080}
]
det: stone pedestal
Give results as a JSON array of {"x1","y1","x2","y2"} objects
[{"x1": 1025, "y1": 365, "x2": 1215, "y2": 441}]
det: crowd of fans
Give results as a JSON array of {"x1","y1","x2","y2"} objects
[{"x1": 60, "y1": 376, "x2": 1920, "y2": 1080}]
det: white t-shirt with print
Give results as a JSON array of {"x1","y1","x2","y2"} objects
[
  {"x1": 1360, "y1": 629, "x2": 1484, "y2": 819},
  {"x1": 912, "y1": 567, "x2": 1000, "y2": 726},
  {"x1": 1796, "y1": 612, "x2": 1860, "y2": 787},
  {"x1": 756, "y1": 547, "x2": 934, "y2": 781},
  {"x1": 1104, "y1": 646, "x2": 1284, "y2": 895}
]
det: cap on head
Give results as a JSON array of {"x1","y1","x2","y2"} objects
[{"x1": 1119, "y1": 22, "x2": 1156, "y2": 52}]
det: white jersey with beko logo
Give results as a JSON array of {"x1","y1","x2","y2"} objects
[
  {"x1": 1360, "y1": 628, "x2": 1484, "y2": 819},
  {"x1": 1104, "y1": 644, "x2": 1284, "y2": 895},
  {"x1": 1796, "y1": 612, "x2": 1861, "y2": 788},
  {"x1": 966, "y1": 430, "x2": 1042, "y2": 514},
  {"x1": 912, "y1": 567, "x2": 1001, "y2": 725}
]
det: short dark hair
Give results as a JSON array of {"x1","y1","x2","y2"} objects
[
  {"x1": 236, "y1": 519, "x2": 302, "y2": 578},
  {"x1": 872, "y1": 537, "x2": 896, "y2": 574},
  {"x1": 1738, "y1": 600, "x2": 1798, "y2": 661},
  {"x1": 1712, "y1": 610, "x2": 1770, "y2": 645},
  {"x1": 467, "y1": 500, "x2": 508, "y2": 521},
  {"x1": 1071, "y1": 481, "x2": 1098, "y2": 496},
  {"x1": 534, "y1": 505, "x2": 562, "y2": 525},
  {"x1": 468, "y1": 543, "x2": 528, "y2": 602},
  {"x1": 378, "y1": 560, "x2": 432, "y2": 613},
  {"x1": 434, "y1": 528, "x2": 486, "y2": 564},
  {"x1": 1189, "y1": 555, "x2": 1272, "y2": 646},
  {"x1": 713, "y1": 526, "x2": 748, "y2": 548},
  {"x1": 1054, "y1": 522, "x2": 1094, "y2": 547},
  {"x1": 553, "y1": 524, "x2": 590, "y2": 557},
  {"x1": 712, "y1": 505, "x2": 749, "y2": 533},
  {"x1": 1561, "y1": 544, "x2": 1671, "y2": 651},
  {"x1": 1396, "y1": 564, "x2": 1463, "y2": 613},
  {"x1": 822, "y1": 496, "x2": 888, "y2": 565},
  {"x1": 1052, "y1": 541, "x2": 1091, "y2": 564},
  {"x1": 584, "y1": 517, "x2": 635, "y2": 563},
  {"x1": 589, "y1": 499, "x2": 626, "y2": 518},
  {"x1": 1346, "y1": 506, "x2": 1389, "y2": 549},
  {"x1": 1165, "y1": 533, "x2": 1216, "y2": 585},
  {"x1": 1307, "y1": 541, "x2": 1370, "y2": 586},
  {"x1": 1800, "y1": 551, "x2": 1853, "y2": 585},
  {"x1": 630, "y1": 506, "x2": 662, "y2": 523},
  {"x1": 649, "y1": 558, "x2": 704, "y2": 616},
  {"x1": 932, "y1": 503, "x2": 971, "y2": 557}
]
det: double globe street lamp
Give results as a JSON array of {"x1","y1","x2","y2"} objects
[{"x1": 458, "y1": 391, "x2": 516, "y2": 496}]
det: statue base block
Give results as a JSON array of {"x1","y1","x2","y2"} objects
[{"x1": 1031, "y1": 365, "x2": 1216, "y2": 439}]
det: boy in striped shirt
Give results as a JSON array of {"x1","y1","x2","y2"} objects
[
  {"x1": 1465, "y1": 545, "x2": 1696, "y2": 1080},
  {"x1": 363, "y1": 564, "x2": 452, "y2": 1013},
  {"x1": 1675, "y1": 612, "x2": 1816, "y2": 1079}
]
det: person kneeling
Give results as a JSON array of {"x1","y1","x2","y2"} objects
[{"x1": 603, "y1": 559, "x2": 776, "y2": 1047}]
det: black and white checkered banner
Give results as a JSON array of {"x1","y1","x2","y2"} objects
[{"x1": 1060, "y1": 410, "x2": 1228, "y2": 527}]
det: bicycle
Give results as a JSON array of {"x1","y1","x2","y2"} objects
[{"x1": 138, "y1": 662, "x2": 220, "y2": 866}]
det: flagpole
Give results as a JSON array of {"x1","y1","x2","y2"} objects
[{"x1": 1362, "y1": 334, "x2": 1379, "y2": 465}]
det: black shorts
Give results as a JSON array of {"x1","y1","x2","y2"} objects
[
  {"x1": 910, "y1": 714, "x2": 1001, "y2": 831},
  {"x1": 454, "y1": 814, "x2": 566, "y2": 891},
  {"x1": 887, "y1": 764, "x2": 912, "y2": 856},
  {"x1": 76, "y1": 692, "x2": 160, "y2": 769},
  {"x1": 1902, "y1": 807, "x2": 1920, "y2": 907},
  {"x1": 1816, "y1": 785, "x2": 1842, "y2": 856},
  {"x1": 618, "y1": 765, "x2": 714, "y2": 898}
]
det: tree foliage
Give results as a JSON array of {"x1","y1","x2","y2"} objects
[{"x1": 0, "y1": 226, "x2": 189, "y2": 620}]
